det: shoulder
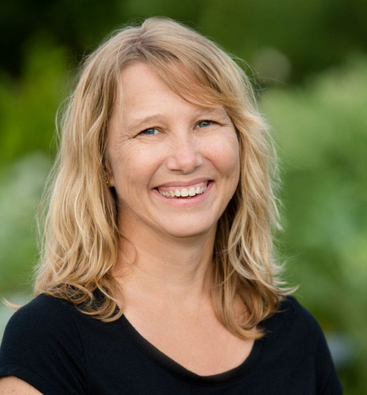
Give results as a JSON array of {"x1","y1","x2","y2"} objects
[
  {"x1": 6, "y1": 293, "x2": 74, "y2": 328},
  {"x1": 2, "y1": 294, "x2": 77, "y2": 346},
  {"x1": 262, "y1": 295, "x2": 324, "y2": 348},
  {"x1": 263, "y1": 295, "x2": 343, "y2": 394},
  {"x1": 0, "y1": 294, "x2": 87, "y2": 395},
  {"x1": 278, "y1": 295, "x2": 321, "y2": 326},
  {"x1": 261, "y1": 295, "x2": 332, "y2": 370},
  {"x1": 276, "y1": 295, "x2": 327, "y2": 345},
  {"x1": 0, "y1": 293, "x2": 84, "y2": 360}
]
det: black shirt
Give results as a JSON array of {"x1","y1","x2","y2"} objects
[{"x1": 0, "y1": 294, "x2": 342, "y2": 394}]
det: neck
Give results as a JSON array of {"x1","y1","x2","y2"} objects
[{"x1": 113, "y1": 224, "x2": 216, "y2": 306}]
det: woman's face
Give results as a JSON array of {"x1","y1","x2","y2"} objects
[{"x1": 107, "y1": 62, "x2": 240, "y2": 240}]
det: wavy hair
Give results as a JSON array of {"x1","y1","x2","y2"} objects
[{"x1": 35, "y1": 17, "x2": 290, "y2": 338}]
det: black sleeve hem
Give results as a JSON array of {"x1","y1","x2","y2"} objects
[{"x1": 0, "y1": 363, "x2": 67, "y2": 395}]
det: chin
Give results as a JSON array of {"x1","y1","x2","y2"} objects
[{"x1": 160, "y1": 221, "x2": 217, "y2": 240}]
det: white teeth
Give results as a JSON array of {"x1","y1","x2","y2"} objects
[{"x1": 158, "y1": 183, "x2": 208, "y2": 198}]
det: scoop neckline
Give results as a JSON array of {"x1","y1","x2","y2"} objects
[{"x1": 117, "y1": 313, "x2": 265, "y2": 385}]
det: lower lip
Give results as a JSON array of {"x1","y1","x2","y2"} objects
[{"x1": 153, "y1": 182, "x2": 214, "y2": 207}]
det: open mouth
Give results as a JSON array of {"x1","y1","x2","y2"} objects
[{"x1": 156, "y1": 181, "x2": 211, "y2": 199}]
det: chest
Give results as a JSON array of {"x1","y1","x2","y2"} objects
[
  {"x1": 134, "y1": 315, "x2": 255, "y2": 376},
  {"x1": 75, "y1": 310, "x2": 325, "y2": 395}
]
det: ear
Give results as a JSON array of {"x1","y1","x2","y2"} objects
[{"x1": 104, "y1": 160, "x2": 115, "y2": 187}]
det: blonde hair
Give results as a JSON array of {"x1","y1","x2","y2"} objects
[{"x1": 35, "y1": 17, "x2": 290, "y2": 338}]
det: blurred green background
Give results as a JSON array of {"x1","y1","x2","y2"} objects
[{"x1": 0, "y1": 0, "x2": 366, "y2": 393}]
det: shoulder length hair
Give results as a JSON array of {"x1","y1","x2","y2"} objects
[{"x1": 35, "y1": 17, "x2": 290, "y2": 339}]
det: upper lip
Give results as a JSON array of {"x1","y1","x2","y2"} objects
[{"x1": 154, "y1": 178, "x2": 211, "y2": 189}]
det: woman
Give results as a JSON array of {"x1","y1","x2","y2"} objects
[{"x1": 0, "y1": 17, "x2": 342, "y2": 394}]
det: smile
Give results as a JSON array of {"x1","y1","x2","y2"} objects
[{"x1": 157, "y1": 182, "x2": 209, "y2": 198}]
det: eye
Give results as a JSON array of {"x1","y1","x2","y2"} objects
[
  {"x1": 197, "y1": 120, "x2": 214, "y2": 128},
  {"x1": 138, "y1": 128, "x2": 159, "y2": 136}
]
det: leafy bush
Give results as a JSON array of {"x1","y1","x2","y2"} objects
[
  {"x1": 0, "y1": 40, "x2": 366, "y2": 393},
  {"x1": 262, "y1": 55, "x2": 367, "y2": 394}
]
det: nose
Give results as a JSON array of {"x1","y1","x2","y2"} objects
[{"x1": 166, "y1": 132, "x2": 203, "y2": 173}]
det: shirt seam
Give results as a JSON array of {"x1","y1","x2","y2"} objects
[{"x1": 0, "y1": 363, "x2": 61, "y2": 394}]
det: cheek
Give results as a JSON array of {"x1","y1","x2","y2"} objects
[
  {"x1": 207, "y1": 132, "x2": 240, "y2": 178},
  {"x1": 109, "y1": 143, "x2": 162, "y2": 194}
]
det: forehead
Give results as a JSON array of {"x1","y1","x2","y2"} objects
[
  {"x1": 118, "y1": 62, "x2": 170, "y2": 106},
  {"x1": 109, "y1": 63, "x2": 229, "y2": 132},
  {"x1": 115, "y1": 61, "x2": 223, "y2": 111}
]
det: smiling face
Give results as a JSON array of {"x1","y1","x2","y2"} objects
[{"x1": 107, "y1": 62, "x2": 240, "y2": 241}]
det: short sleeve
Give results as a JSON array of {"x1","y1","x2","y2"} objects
[
  {"x1": 0, "y1": 295, "x2": 87, "y2": 395},
  {"x1": 293, "y1": 299, "x2": 343, "y2": 395}
]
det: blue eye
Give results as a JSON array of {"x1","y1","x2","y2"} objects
[
  {"x1": 197, "y1": 120, "x2": 213, "y2": 128},
  {"x1": 139, "y1": 128, "x2": 158, "y2": 136}
]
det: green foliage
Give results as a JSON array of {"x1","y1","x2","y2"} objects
[
  {"x1": 0, "y1": 41, "x2": 66, "y2": 293},
  {"x1": 2, "y1": 0, "x2": 367, "y2": 83},
  {"x1": 0, "y1": 40, "x2": 67, "y2": 168},
  {"x1": 262, "y1": 55, "x2": 367, "y2": 394},
  {"x1": 0, "y1": 152, "x2": 50, "y2": 294},
  {"x1": 0, "y1": 31, "x2": 366, "y2": 395}
]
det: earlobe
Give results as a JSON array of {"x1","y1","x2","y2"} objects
[
  {"x1": 108, "y1": 174, "x2": 115, "y2": 187},
  {"x1": 107, "y1": 172, "x2": 115, "y2": 188},
  {"x1": 104, "y1": 161, "x2": 115, "y2": 187}
]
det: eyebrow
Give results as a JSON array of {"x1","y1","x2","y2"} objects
[
  {"x1": 126, "y1": 114, "x2": 167, "y2": 132},
  {"x1": 195, "y1": 107, "x2": 228, "y2": 117},
  {"x1": 126, "y1": 107, "x2": 228, "y2": 131}
]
